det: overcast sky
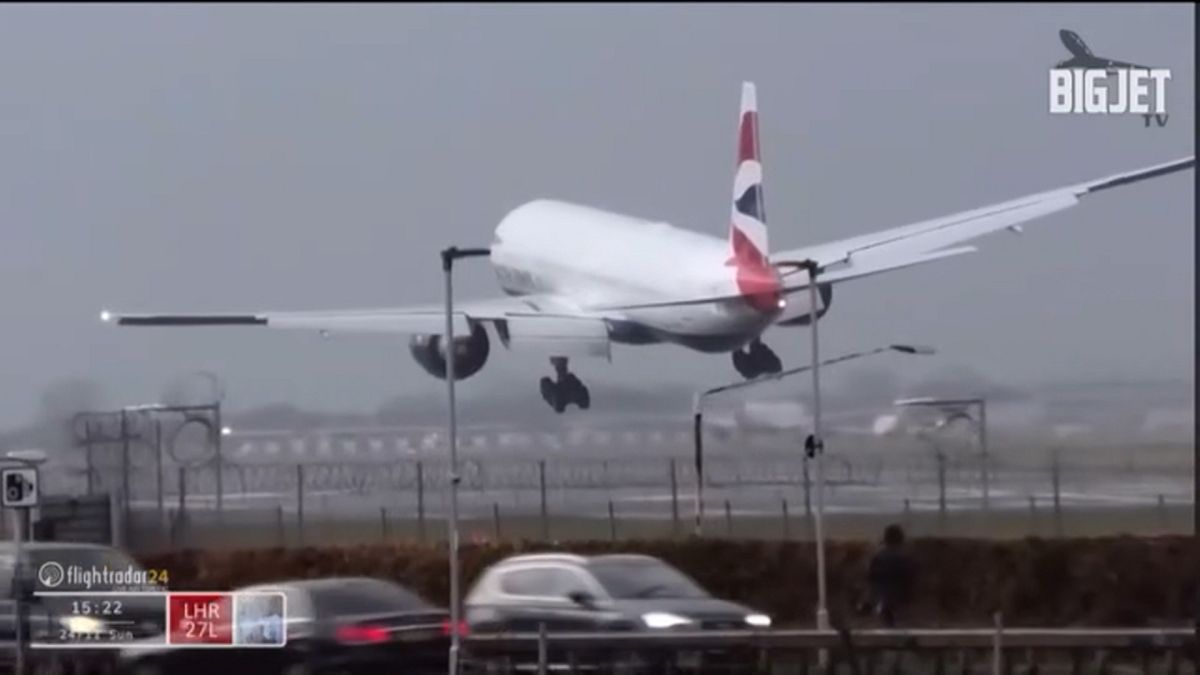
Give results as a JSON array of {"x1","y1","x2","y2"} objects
[{"x1": 0, "y1": 3, "x2": 1193, "y2": 427}]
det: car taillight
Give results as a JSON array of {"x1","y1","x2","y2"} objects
[
  {"x1": 335, "y1": 624, "x2": 391, "y2": 645},
  {"x1": 440, "y1": 619, "x2": 470, "y2": 637}
]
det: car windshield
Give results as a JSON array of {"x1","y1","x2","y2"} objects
[
  {"x1": 309, "y1": 579, "x2": 435, "y2": 616},
  {"x1": 586, "y1": 559, "x2": 710, "y2": 600}
]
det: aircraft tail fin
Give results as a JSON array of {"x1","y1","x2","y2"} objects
[{"x1": 730, "y1": 81, "x2": 769, "y2": 263}]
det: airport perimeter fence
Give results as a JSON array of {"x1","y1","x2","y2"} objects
[
  {"x1": 30, "y1": 437, "x2": 1193, "y2": 552},
  {"x1": 456, "y1": 625, "x2": 1198, "y2": 675}
]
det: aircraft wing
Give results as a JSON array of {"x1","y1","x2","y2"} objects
[
  {"x1": 101, "y1": 294, "x2": 619, "y2": 359},
  {"x1": 770, "y1": 156, "x2": 1195, "y2": 288}
]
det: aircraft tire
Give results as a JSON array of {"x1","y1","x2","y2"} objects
[{"x1": 732, "y1": 349, "x2": 758, "y2": 379}]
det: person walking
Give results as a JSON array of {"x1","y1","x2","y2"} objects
[{"x1": 868, "y1": 524, "x2": 916, "y2": 627}]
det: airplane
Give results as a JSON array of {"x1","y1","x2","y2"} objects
[
  {"x1": 100, "y1": 82, "x2": 1195, "y2": 414},
  {"x1": 1056, "y1": 29, "x2": 1152, "y2": 70},
  {"x1": 706, "y1": 399, "x2": 887, "y2": 443}
]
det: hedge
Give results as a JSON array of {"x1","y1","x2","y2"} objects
[{"x1": 139, "y1": 535, "x2": 1199, "y2": 627}]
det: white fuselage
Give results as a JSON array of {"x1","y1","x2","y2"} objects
[{"x1": 489, "y1": 200, "x2": 781, "y2": 352}]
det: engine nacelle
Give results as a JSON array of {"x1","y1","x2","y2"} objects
[
  {"x1": 409, "y1": 321, "x2": 491, "y2": 381},
  {"x1": 776, "y1": 283, "x2": 833, "y2": 327}
]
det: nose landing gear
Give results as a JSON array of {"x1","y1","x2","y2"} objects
[
  {"x1": 731, "y1": 339, "x2": 783, "y2": 379},
  {"x1": 540, "y1": 357, "x2": 591, "y2": 413}
]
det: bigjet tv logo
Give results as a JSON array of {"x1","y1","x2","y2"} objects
[{"x1": 1049, "y1": 30, "x2": 1171, "y2": 127}]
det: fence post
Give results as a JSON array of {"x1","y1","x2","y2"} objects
[
  {"x1": 539, "y1": 460, "x2": 549, "y2": 541},
  {"x1": 903, "y1": 498, "x2": 912, "y2": 532},
  {"x1": 1157, "y1": 494, "x2": 1168, "y2": 531},
  {"x1": 781, "y1": 498, "x2": 790, "y2": 541},
  {"x1": 380, "y1": 507, "x2": 388, "y2": 541},
  {"x1": 165, "y1": 508, "x2": 175, "y2": 549},
  {"x1": 296, "y1": 464, "x2": 305, "y2": 547},
  {"x1": 120, "y1": 409, "x2": 131, "y2": 545},
  {"x1": 724, "y1": 500, "x2": 733, "y2": 538},
  {"x1": 1050, "y1": 449, "x2": 1062, "y2": 537},
  {"x1": 276, "y1": 505, "x2": 285, "y2": 547},
  {"x1": 608, "y1": 500, "x2": 616, "y2": 541},
  {"x1": 669, "y1": 458, "x2": 679, "y2": 537},
  {"x1": 177, "y1": 467, "x2": 187, "y2": 549},
  {"x1": 492, "y1": 502, "x2": 502, "y2": 540},
  {"x1": 416, "y1": 461, "x2": 426, "y2": 543},
  {"x1": 936, "y1": 451, "x2": 948, "y2": 534},
  {"x1": 84, "y1": 422, "x2": 95, "y2": 496},
  {"x1": 992, "y1": 612, "x2": 1004, "y2": 675},
  {"x1": 155, "y1": 419, "x2": 164, "y2": 531},
  {"x1": 1028, "y1": 496, "x2": 1037, "y2": 536},
  {"x1": 803, "y1": 456, "x2": 813, "y2": 539},
  {"x1": 537, "y1": 622, "x2": 548, "y2": 675}
]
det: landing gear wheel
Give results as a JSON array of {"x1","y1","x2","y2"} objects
[
  {"x1": 561, "y1": 373, "x2": 590, "y2": 410},
  {"x1": 750, "y1": 340, "x2": 783, "y2": 374},
  {"x1": 541, "y1": 377, "x2": 567, "y2": 414},
  {"x1": 540, "y1": 358, "x2": 591, "y2": 412},
  {"x1": 732, "y1": 349, "x2": 759, "y2": 380}
]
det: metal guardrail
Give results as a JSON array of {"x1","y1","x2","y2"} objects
[
  {"x1": 464, "y1": 627, "x2": 1197, "y2": 651},
  {"x1": 462, "y1": 627, "x2": 1197, "y2": 674}
]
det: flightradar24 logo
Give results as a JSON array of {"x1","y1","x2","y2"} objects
[{"x1": 1049, "y1": 29, "x2": 1171, "y2": 127}]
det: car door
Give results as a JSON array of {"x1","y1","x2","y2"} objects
[{"x1": 495, "y1": 565, "x2": 603, "y2": 632}]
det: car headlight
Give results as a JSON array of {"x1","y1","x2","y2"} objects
[
  {"x1": 641, "y1": 612, "x2": 693, "y2": 629},
  {"x1": 745, "y1": 613, "x2": 772, "y2": 628},
  {"x1": 61, "y1": 615, "x2": 106, "y2": 634}
]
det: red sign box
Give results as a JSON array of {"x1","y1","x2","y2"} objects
[{"x1": 168, "y1": 593, "x2": 234, "y2": 645}]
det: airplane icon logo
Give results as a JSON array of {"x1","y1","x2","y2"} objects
[{"x1": 1056, "y1": 29, "x2": 1152, "y2": 71}]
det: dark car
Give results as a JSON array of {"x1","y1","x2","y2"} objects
[
  {"x1": 0, "y1": 541, "x2": 166, "y2": 675},
  {"x1": 117, "y1": 576, "x2": 454, "y2": 675}
]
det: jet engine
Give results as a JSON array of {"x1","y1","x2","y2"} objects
[
  {"x1": 776, "y1": 283, "x2": 833, "y2": 326},
  {"x1": 409, "y1": 321, "x2": 491, "y2": 380}
]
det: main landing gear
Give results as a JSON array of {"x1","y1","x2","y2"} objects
[
  {"x1": 732, "y1": 339, "x2": 783, "y2": 379},
  {"x1": 540, "y1": 357, "x2": 591, "y2": 413}
]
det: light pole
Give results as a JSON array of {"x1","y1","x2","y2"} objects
[
  {"x1": 692, "y1": 343, "x2": 935, "y2": 536},
  {"x1": 194, "y1": 371, "x2": 226, "y2": 519},
  {"x1": 800, "y1": 261, "x2": 829, "y2": 632},
  {"x1": 894, "y1": 397, "x2": 989, "y2": 517},
  {"x1": 6, "y1": 448, "x2": 48, "y2": 675},
  {"x1": 441, "y1": 245, "x2": 490, "y2": 675}
]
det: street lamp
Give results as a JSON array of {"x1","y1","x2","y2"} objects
[
  {"x1": 692, "y1": 343, "x2": 936, "y2": 536},
  {"x1": 6, "y1": 448, "x2": 48, "y2": 675},
  {"x1": 194, "y1": 371, "x2": 226, "y2": 519},
  {"x1": 798, "y1": 261, "x2": 831, "y2": 634},
  {"x1": 894, "y1": 397, "x2": 989, "y2": 516},
  {"x1": 441, "y1": 245, "x2": 490, "y2": 675}
]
